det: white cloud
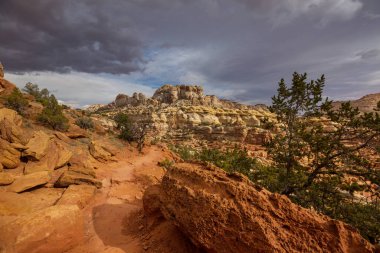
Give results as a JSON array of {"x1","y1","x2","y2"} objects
[{"x1": 5, "y1": 72, "x2": 156, "y2": 108}]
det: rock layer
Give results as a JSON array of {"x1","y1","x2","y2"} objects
[
  {"x1": 148, "y1": 163, "x2": 376, "y2": 253},
  {"x1": 105, "y1": 84, "x2": 275, "y2": 145}
]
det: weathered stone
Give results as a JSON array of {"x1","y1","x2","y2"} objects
[
  {"x1": 0, "y1": 139, "x2": 21, "y2": 169},
  {"x1": 8, "y1": 171, "x2": 50, "y2": 193},
  {"x1": 23, "y1": 131, "x2": 52, "y2": 161},
  {"x1": 0, "y1": 205, "x2": 83, "y2": 253},
  {"x1": 0, "y1": 108, "x2": 27, "y2": 150},
  {"x1": 55, "y1": 171, "x2": 101, "y2": 188},
  {"x1": 24, "y1": 140, "x2": 72, "y2": 174},
  {"x1": 150, "y1": 163, "x2": 376, "y2": 253},
  {"x1": 0, "y1": 172, "x2": 15, "y2": 185},
  {"x1": 68, "y1": 153, "x2": 95, "y2": 176},
  {"x1": 89, "y1": 140, "x2": 114, "y2": 162},
  {"x1": 57, "y1": 184, "x2": 96, "y2": 209}
]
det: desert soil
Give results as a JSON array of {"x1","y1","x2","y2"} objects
[{"x1": 67, "y1": 145, "x2": 168, "y2": 253}]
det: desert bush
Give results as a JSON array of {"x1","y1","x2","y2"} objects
[
  {"x1": 158, "y1": 158, "x2": 174, "y2": 169},
  {"x1": 114, "y1": 112, "x2": 133, "y2": 141},
  {"x1": 5, "y1": 88, "x2": 28, "y2": 115},
  {"x1": 37, "y1": 94, "x2": 68, "y2": 131},
  {"x1": 75, "y1": 117, "x2": 94, "y2": 129}
]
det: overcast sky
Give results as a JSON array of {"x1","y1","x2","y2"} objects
[{"x1": 1, "y1": 0, "x2": 379, "y2": 107}]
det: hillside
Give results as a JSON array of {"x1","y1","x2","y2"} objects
[
  {"x1": 0, "y1": 71, "x2": 379, "y2": 252},
  {"x1": 332, "y1": 93, "x2": 380, "y2": 113}
]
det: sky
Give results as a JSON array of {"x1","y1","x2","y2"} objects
[{"x1": 0, "y1": 0, "x2": 379, "y2": 108}]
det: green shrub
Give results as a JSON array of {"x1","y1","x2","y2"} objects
[
  {"x1": 158, "y1": 158, "x2": 174, "y2": 169},
  {"x1": 114, "y1": 112, "x2": 133, "y2": 141},
  {"x1": 37, "y1": 94, "x2": 68, "y2": 131},
  {"x1": 75, "y1": 117, "x2": 94, "y2": 130},
  {"x1": 5, "y1": 88, "x2": 28, "y2": 115}
]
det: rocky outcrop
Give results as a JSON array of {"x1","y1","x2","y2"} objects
[
  {"x1": 0, "y1": 62, "x2": 4, "y2": 78},
  {"x1": 0, "y1": 205, "x2": 83, "y2": 253},
  {"x1": 144, "y1": 163, "x2": 376, "y2": 253},
  {"x1": 106, "y1": 85, "x2": 275, "y2": 145}
]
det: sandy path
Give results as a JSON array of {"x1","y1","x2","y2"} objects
[{"x1": 67, "y1": 146, "x2": 168, "y2": 253}]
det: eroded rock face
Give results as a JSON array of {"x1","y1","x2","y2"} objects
[{"x1": 146, "y1": 163, "x2": 376, "y2": 253}]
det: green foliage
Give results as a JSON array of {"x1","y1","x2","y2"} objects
[
  {"x1": 266, "y1": 72, "x2": 380, "y2": 243},
  {"x1": 37, "y1": 94, "x2": 68, "y2": 131},
  {"x1": 170, "y1": 145, "x2": 257, "y2": 179},
  {"x1": 23, "y1": 82, "x2": 52, "y2": 106},
  {"x1": 158, "y1": 158, "x2": 174, "y2": 169},
  {"x1": 75, "y1": 117, "x2": 94, "y2": 130},
  {"x1": 5, "y1": 88, "x2": 28, "y2": 115},
  {"x1": 114, "y1": 112, "x2": 133, "y2": 141}
]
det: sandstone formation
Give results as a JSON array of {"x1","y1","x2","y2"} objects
[
  {"x1": 8, "y1": 171, "x2": 50, "y2": 193},
  {"x1": 0, "y1": 172, "x2": 14, "y2": 185},
  {"x1": 101, "y1": 84, "x2": 275, "y2": 145},
  {"x1": 0, "y1": 205, "x2": 84, "y2": 253},
  {"x1": 145, "y1": 163, "x2": 376, "y2": 253},
  {"x1": 89, "y1": 140, "x2": 116, "y2": 162},
  {"x1": 23, "y1": 130, "x2": 52, "y2": 161},
  {"x1": 55, "y1": 171, "x2": 102, "y2": 188}
]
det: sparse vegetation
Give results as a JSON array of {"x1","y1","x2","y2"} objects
[
  {"x1": 37, "y1": 94, "x2": 69, "y2": 131},
  {"x1": 75, "y1": 116, "x2": 94, "y2": 130},
  {"x1": 114, "y1": 112, "x2": 152, "y2": 152},
  {"x1": 169, "y1": 73, "x2": 380, "y2": 243},
  {"x1": 24, "y1": 83, "x2": 69, "y2": 131},
  {"x1": 265, "y1": 72, "x2": 380, "y2": 242},
  {"x1": 5, "y1": 88, "x2": 28, "y2": 115},
  {"x1": 114, "y1": 112, "x2": 133, "y2": 141}
]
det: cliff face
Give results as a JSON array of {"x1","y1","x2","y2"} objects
[{"x1": 108, "y1": 84, "x2": 274, "y2": 145}]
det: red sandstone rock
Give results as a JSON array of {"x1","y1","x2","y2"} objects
[{"x1": 149, "y1": 163, "x2": 376, "y2": 253}]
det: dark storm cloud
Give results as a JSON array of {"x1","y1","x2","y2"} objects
[
  {"x1": 1, "y1": 0, "x2": 380, "y2": 106},
  {"x1": 0, "y1": 0, "x2": 143, "y2": 74}
]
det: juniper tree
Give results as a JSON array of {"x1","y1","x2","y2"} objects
[{"x1": 266, "y1": 72, "x2": 380, "y2": 242}]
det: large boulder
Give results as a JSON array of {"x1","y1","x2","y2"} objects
[
  {"x1": 8, "y1": 171, "x2": 50, "y2": 193},
  {"x1": 0, "y1": 205, "x2": 83, "y2": 253},
  {"x1": 55, "y1": 171, "x2": 101, "y2": 188},
  {"x1": 68, "y1": 153, "x2": 96, "y2": 177},
  {"x1": 0, "y1": 139, "x2": 21, "y2": 169},
  {"x1": 149, "y1": 163, "x2": 376, "y2": 253},
  {"x1": 23, "y1": 131, "x2": 52, "y2": 161}
]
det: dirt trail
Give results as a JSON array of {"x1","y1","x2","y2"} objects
[{"x1": 67, "y1": 145, "x2": 169, "y2": 253}]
